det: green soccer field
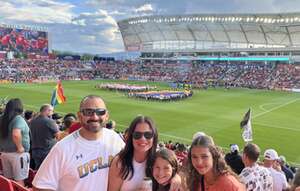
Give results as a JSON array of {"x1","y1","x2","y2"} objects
[{"x1": 1, "y1": 80, "x2": 300, "y2": 165}]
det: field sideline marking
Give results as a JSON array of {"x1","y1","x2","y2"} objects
[
  {"x1": 254, "y1": 98, "x2": 300, "y2": 119},
  {"x1": 259, "y1": 102, "x2": 281, "y2": 112},
  {"x1": 253, "y1": 122, "x2": 300, "y2": 132}
]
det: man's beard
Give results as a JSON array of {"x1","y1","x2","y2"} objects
[{"x1": 82, "y1": 119, "x2": 106, "y2": 133}]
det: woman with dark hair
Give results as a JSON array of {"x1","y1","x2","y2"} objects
[
  {"x1": 0, "y1": 98, "x2": 30, "y2": 186},
  {"x1": 187, "y1": 135, "x2": 245, "y2": 191},
  {"x1": 108, "y1": 115, "x2": 182, "y2": 191},
  {"x1": 149, "y1": 148, "x2": 178, "y2": 191}
]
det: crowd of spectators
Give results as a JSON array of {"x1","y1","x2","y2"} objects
[{"x1": 1, "y1": 58, "x2": 299, "y2": 91}]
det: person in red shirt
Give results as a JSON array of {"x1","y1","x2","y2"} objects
[{"x1": 68, "y1": 121, "x2": 81, "y2": 133}]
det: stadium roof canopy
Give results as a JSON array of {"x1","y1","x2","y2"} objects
[{"x1": 118, "y1": 13, "x2": 300, "y2": 52}]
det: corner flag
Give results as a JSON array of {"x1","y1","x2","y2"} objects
[{"x1": 240, "y1": 108, "x2": 253, "y2": 142}]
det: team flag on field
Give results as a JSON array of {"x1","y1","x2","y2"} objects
[
  {"x1": 240, "y1": 108, "x2": 253, "y2": 142},
  {"x1": 50, "y1": 81, "x2": 66, "y2": 107}
]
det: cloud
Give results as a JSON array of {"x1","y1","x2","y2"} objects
[
  {"x1": 2, "y1": 0, "x2": 300, "y2": 54},
  {"x1": 0, "y1": 0, "x2": 75, "y2": 23},
  {"x1": 135, "y1": 4, "x2": 153, "y2": 13}
]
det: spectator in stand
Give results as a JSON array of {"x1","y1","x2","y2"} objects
[
  {"x1": 62, "y1": 113, "x2": 77, "y2": 131},
  {"x1": 32, "y1": 95, "x2": 125, "y2": 191},
  {"x1": 263, "y1": 149, "x2": 289, "y2": 191},
  {"x1": 239, "y1": 143, "x2": 273, "y2": 191},
  {"x1": 106, "y1": 120, "x2": 116, "y2": 130},
  {"x1": 108, "y1": 115, "x2": 182, "y2": 191},
  {"x1": 58, "y1": 113, "x2": 77, "y2": 141},
  {"x1": 175, "y1": 143, "x2": 188, "y2": 166},
  {"x1": 24, "y1": 110, "x2": 36, "y2": 169},
  {"x1": 68, "y1": 120, "x2": 81, "y2": 134},
  {"x1": 291, "y1": 168, "x2": 300, "y2": 191},
  {"x1": 278, "y1": 155, "x2": 294, "y2": 183},
  {"x1": 52, "y1": 113, "x2": 63, "y2": 129},
  {"x1": 24, "y1": 110, "x2": 35, "y2": 124},
  {"x1": 225, "y1": 144, "x2": 245, "y2": 175},
  {"x1": 29, "y1": 104, "x2": 60, "y2": 170},
  {"x1": 0, "y1": 98, "x2": 30, "y2": 186},
  {"x1": 187, "y1": 135, "x2": 245, "y2": 191},
  {"x1": 149, "y1": 148, "x2": 180, "y2": 191}
]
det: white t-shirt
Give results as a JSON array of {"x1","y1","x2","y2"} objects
[
  {"x1": 33, "y1": 128, "x2": 125, "y2": 191},
  {"x1": 239, "y1": 163, "x2": 273, "y2": 191},
  {"x1": 267, "y1": 167, "x2": 288, "y2": 191},
  {"x1": 120, "y1": 159, "x2": 146, "y2": 191}
]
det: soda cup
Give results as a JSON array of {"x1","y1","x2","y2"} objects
[{"x1": 138, "y1": 177, "x2": 152, "y2": 191}]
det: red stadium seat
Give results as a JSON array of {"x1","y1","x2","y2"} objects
[
  {"x1": 0, "y1": 175, "x2": 14, "y2": 191},
  {"x1": 25, "y1": 168, "x2": 36, "y2": 187},
  {"x1": 11, "y1": 180, "x2": 31, "y2": 191}
]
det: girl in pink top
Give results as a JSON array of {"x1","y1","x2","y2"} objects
[{"x1": 187, "y1": 135, "x2": 245, "y2": 191}]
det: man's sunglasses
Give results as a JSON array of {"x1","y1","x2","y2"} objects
[
  {"x1": 80, "y1": 108, "x2": 106, "y2": 116},
  {"x1": 132, "y1": 131, "x2": 154, "y2": 140}
]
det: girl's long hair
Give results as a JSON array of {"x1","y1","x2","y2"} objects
[{"x1": 187, "y1": 135, "x2": 237, "y2": 191}]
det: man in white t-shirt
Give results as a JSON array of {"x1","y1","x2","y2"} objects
[
  {"x1": 239, "y1": 143, "x2": 273, "y2": 191},
  {"x1": 32, "y1": 95, "x2": 125, "y2": 191},
  {"x1": 263, "y1": 149, "x2": 289, "y2": 191}
]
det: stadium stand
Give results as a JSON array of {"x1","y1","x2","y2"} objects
[{"x1": 0, "y1": 175, "x2": 14, "y2": 191}]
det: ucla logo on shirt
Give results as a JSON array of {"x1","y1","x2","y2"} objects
[{"x1": 77, "y1": 155, "x2": 114, "y2": 178}]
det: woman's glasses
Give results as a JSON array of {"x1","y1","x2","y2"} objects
[{"x1": 132, "y1": 131, "x2": 154, "y2": 140}]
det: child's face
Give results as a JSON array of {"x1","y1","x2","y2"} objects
[
  {"x1": 191, "y1": 146, "x2": 213, "y2": 175},
  {"x1": 152, "y1": 157, "x2": 173, "y2": 185}
]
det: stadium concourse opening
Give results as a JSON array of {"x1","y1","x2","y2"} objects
[{"x1": 95, "y1": 82, "x2": 193, "y2": 101}]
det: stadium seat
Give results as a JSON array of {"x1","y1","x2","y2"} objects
[
  {"x1": 24, "y1": 168, "x2": 36, "y2": 187},
  {"x1": 11, "y1": 180, "x2": 31, "y2": 191},
  {"x1": 0, "y1": 175, "x2": 14, "y2": 191}
]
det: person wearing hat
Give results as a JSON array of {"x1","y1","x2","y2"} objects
[
  {"x1": 29, "y1": 104, "x2": 61, "y2": 170},
  {"x1": 278, "y1": 155, "x2": 294, "y2": 182},
  {"x1": 224, "y1": 144, "x2": 245, "y2": 174},
  {"x1": 263, "y1": 149, "x2": 289, "y2": 191}
]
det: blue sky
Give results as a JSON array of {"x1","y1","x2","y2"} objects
[{"x1": 1, "y1": 0, "x2": 300, "y2": 54}]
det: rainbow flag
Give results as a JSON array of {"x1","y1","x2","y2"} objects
[{"x1": 50, "y1": 81, "x2": 66, "y2": 107}]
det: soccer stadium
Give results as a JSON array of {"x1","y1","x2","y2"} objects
[{"x1": 1, "y1": 11, "x2": 300, "y2": 190}]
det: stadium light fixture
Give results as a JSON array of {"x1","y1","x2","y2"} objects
[{"x1": 285, "y1": 18, "x2": 289, "y2": 23}]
